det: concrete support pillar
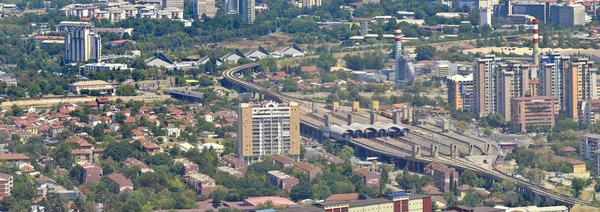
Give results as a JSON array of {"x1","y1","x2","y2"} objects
[
  {"x1": 393, "y1": 110, "x2": 400, "y2": 124},
  {"x1": 312, "y1": 102, "x2": 316, "y2": 112},
  {"x1": 485, "y1": 143, "x2": 491, "y2": 155},
  {"x1": 324, "y1": 114, "x2": 331, "y2": 127},
  {"x1": 468, "y1": 144, "x2": 474, "y2": 156},
  {"x1": 450, "y1": 144, "x2": 458, "y2": 158},
  {"x1": 413, "y1": 145, "x2": 421, "y2": 158},
  {"x1": 347, "y1": 113, "x2": 354, "y2": 126},
  {"x1": 370, "y1": 110, "x2": 377, "y2": 125},
  {"x1": 352, "y1": 101, "x2": 360, "y2": 112},
  {"x1": 431, "y1": 144, "x2": 439, "y2": 158}
]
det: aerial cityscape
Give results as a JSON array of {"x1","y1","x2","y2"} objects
[{"x1": 1, "y1": 0, "x2": 600, "y2": 211}]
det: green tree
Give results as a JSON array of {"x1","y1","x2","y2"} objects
[
  {"x1": 460, "y1": 170, "x2": 484, "y2": 187},
  {"x1": 116, "y1": 84, "x2": 137, "y2": 96},
  {"x1": 290, "y1": 180, "x2": 313, "y2": 201},
  {"x1": 572, "y1": 178, "x2": 587, "y2": 198},
  {"x1": 210, "y1": 185, "x2": 229, "y2": 208},
  {"x1": 338, "y1": 145, "x2": 355, "y2": 161},
  {"x1": 52, "y1": 142, "x2": 80, "y2": 168},
  {"x1": 281, "y1": 79, "x2": 299, "y2": 92},
  {"x1": 415, "y1": 45, "x2": 436, "y2": 61},
  {"x1": 312, "y1": 183, "x2": 333, "y2": 200}
]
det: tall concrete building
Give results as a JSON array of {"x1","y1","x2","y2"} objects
[
  {"x1": 194, "y1": 0, "x2": 216, "y2": 18},
  {"x1": 474, "y1": 55, "x2": 500, "y2": 116},
  {"x1": 563, "y1": 57, "x2": 597, "y2": 119},
  {"x1": 479, "y1": 7, "x2": 491, "y2": 27},
  {"x1": 447, "y1": 74, "x2": 474, "y2": 111},
  {"x1": 496, "y1": 61, "x2": 530, "y2": 121},
  {"x1": 580, "y1": 99, "x2": 600, "y2": 124},
  {"x1": 538, "y1": 52, "x2": 569, "y2": 107},
  {"x1": 550, "y1": 4, "x2": 585, "y2": 27},
  {"x1": 394, "y1": 27, "x2": 415, "y2": 83},
  {"x1": 63, "y1": 22, "x2": 101, "y2": 63},
  {"x1": 162, "y1": 0, "x2": 184, "y2": 11},
  {"x1": 239, "y1": 0, "x2": 255, "y2": 24},
  {"x1": 238, "y1": 102, "x2": 300, "y2": 163},
  {"x1": 512, "y1": 3, "x2": 547, "y2": 23}
]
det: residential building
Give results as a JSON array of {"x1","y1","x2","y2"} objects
[
  {"x1": 353, "y1": 167, "x2": 381, "y2": 188},
  {"x1": 528, "y1": 79, "x2": 539, "y2": 96},
  {"x1": 194, "y1": 0, "x2": 216, "y2": 18},
  {"x1": 580, "y1": 99, "x2": 600, "y2": 124},
  {"x1": 0, "y1": 173, "x2": 12, "y2": 199},
  {"x1": 563, "y1": 57, "x2": 597, "y2": 119},
  {"x1": 166, "y1": 127, "x2": 181, "y2": 138},
  {"x1": 457, "y1": 0, "x2": 489, "y2": 11},
  {"x1": 581, "y1": 133, "x2": 600, "y2": 160},
  {"x1": 495, "y1": 60, "x2": 530, "y2": 122},
  {"x1": 316, "y1": 152, "x2": 344, "y2": 164},
  {"x1": 267, "y1": 170, "x2": 299, "y2": 191},
  {"x1": 425, "y1": 163, "x2": 459, "y2": 193},
  {"x1": 82, "y1": 164, "x2": 103, "y2": 185},
  {"x1": 173, "y1": 158, "x2": 199, "y2": 175},
  {"x1": 479, "y1": 8, "x2": 491, "y2": 27},
  {"x1": 162, "y1": 0, "x2": 184, "y2": 11},
  {"x1": 185, "y1": 173, "x2": 216, "y2": 195},
  {"x1": 474, "y1": 55, "x2": 500, "y2": 116},
  {"x1": 62, "y1": 21, "x2": 101, "y2": 63},
  {"x1": 239, "y1": 0, "x2": 255, "y2": 23},
  {"x1": 510, "y1": 96, "x2": 559, "y2": 132},
  {"x1": 555, "y1": 156, "x2": 586, "y2": 173},
  {"x1": 293, "y1": 161, "x2": 322, "y2": 181},
  {"x1": 216, "y1": 166, "x2": 244, "y2": 178},
  {"x1": 238, "y1": 102, "x2": 300, "y2": 163},
  {"x1": 69, "y1": 80, "x2": 115, "y2": 95},
  {"x1": 220, "y1": 154, "x2": 249, "y2": 174},
  {"x1": 447, "y1": 73, "x2": 474, "y2": 111},
  {"x1": 539, "y1": 52, "x2": 569, "y2": 108},
  {"x1": 289, "y1": 0, "x2": 322, "y2": 7},
  {"x1": 107, "y1": 173, "x2": 134, "y2": 193},
  {"x1": 0, "y1": 154, "x2": 30, "y2": 166},
  {"x1": 80, "y1": 63, "x2": 128, "y2": 74}
]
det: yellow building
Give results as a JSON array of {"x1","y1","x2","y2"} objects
[
  {"x1": 447, "y1": 74, "x2": 474, "y2": 111},
  {"x1": 348, "y1": 198, "x2": 394, "y2": 212},
  {"x1": 557, "y1": 156, "x2": 586, "y2": 173}
]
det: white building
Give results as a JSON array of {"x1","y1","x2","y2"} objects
[
  {"x1": 80, "y1": 63, "x2": 129, "y2": 74},
  {"x1": 479, "y1": 8, "x2": 491, "y2": 27},
  {"x1": 238, "y1": 102, "x2": 301, "y2": 163},
  {"x1": 62, "y1": 21, "x2": 102, "y2": 63}
]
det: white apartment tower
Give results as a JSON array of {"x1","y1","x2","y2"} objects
[
  {"x1": 64, "y1": 22, "x2": 101, "y2": 63},
  {"x1": 238, "y1": 102, "x2": 300, "y2": 163}
]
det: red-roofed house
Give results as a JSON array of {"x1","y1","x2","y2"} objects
[
  {"x1": 107, "y1": 173, "x2": 134, "y2": 193},
  {"x1": 352, "y1": 167, "x2": 381, "y2": 188},
  {"x1": 293, "y1": 162, "x2": 322, "y2": 182},
  {"x1": 139, "y1": 140, "x2": 160, "y2": 155},
  {"x1": 82, "y1": 164, "x2": 103, "y2": 185},
  {"x1": 0, "y1": 154, "x2": 30, "y2": 166}
]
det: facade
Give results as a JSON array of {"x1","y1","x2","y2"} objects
[
  {"x1": 80, "y1": 63, "x2": 128, "y2": 74},
  {"x1": 448, "y1": 74, "x2": 474, "y2": 111},
  {"x1": 293, "y1": 161, "x2": 323, "y2": 181},
  {"x1": 479, "y1": 8, "x2": 491, "y2": 27},
  {"x1": 528, "y1": 79, "x2": 539, "y2": 96},
  {"x1": 581, "y1": 133, "x2": 600, "y2": 161},
  {"x1": 82, "y1": 164, "x2": 103, "y2": 185},
  {"x1": 289, "y1": 0, "x2": 322, "y2": 7},
  {"x1": 474, "y1": 55, "x2": 500, "y2": 116},
  {"x1": 512, "y1": 3, "x2": 547, "y2": 23},
  {"x1": 425, "y1": 163, "x2": 459, "y2": 193},
  {"x1": 563, "y1": 57, "x2": 597, "y2": 119},
  {"x1": 267, "y1": 170, "x2": 299, "y2": 191},
  {"x1": 495, "y1": 61, "x2": 530, "y2": 122},
  {"x1": 185, "y1": 173, "x2": 216, "y2": 195},
  {"x1": 69, "y1": 80, "x2": 116, "y2": 95},
  {"x1": 107, "y1": 173, "x2": 134, "y2": 193},
  {"x1": 63, "y1": 21, "x2": 101, "y2": 63},
  {"x1": 538, "y1": 52, "x2": 569, "y2": 108},
  {"x1": 238, "y1": 102, "x2": 300, "y2": 163},
  {"x1": 510, "y1": 96, "x2": 558, "y2": 132},
  {"x1": 194, "y1": 0, "x2": 216, "y2": 18},
  {"x1": 162, "y1": 0, "x2": 184, "y2": 10},
  {"x1": 239, "y1": 0, "x2": 255, "y2": 24},
  {"x1": 0, "y1": 173, "x2": 12, "y2": 199},
  {"x1": 550, "y1": 4, "x2": 585, "y2": 27},
  {"x1": 580, "y1": 99, "x2": 600, "y2": 124}
]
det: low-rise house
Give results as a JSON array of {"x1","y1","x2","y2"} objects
[
  {"x1": 82, "y1": 164, "x2": 103, "y2": 185},
  {"x1": 220, "y1": 154, "x2": 248, "y2": 174},
  {"x1": 317, "y1": 152, "x2": 344, "y2": 164},
  {"x1": 185, "y1": 173, "x2": 215, "y2": 196},
  {"x1": 72, "y1": 149, "x2": 93, "y2": 164},
  {"x1": 216, "y1": 166, "x2": 244, "y2": 178},
  {"x1": 123, "y1": 158, "x2": 154, "y2": 173},
  {"x1": 0, "y1": 154, "x2": 30, "y2": 166},
  {"x1": 107, "y1": 173, "x2": 134, "y2": 193},
  {"x1": 425, "y1": 163, "x2": 459, "y2": 193},
  {"x1": 353, "y1": 167, "x2": 381, "y2": 188},
  {"x1": 166, "y1": 127, "x2": 180, "y2": 138},
  {"x1": 293, "y1": 161, "x2": 322, "y2": 182},
  {"x1": 267, "y1": 170, "x2": 299, "y2": 192},
  {"x1": 139, "y1": 140, "x2": 160, "y2": 154},
  {"x1": 272, "y1": 154, "x2": 296, "y2": 169},
  {"x1": 173, "y1": 158, "x2": 199, "y2": 175}
]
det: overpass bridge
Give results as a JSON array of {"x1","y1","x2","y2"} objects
[{"x1": 222, "y1": 63, "x2": 584, "y2": 206}]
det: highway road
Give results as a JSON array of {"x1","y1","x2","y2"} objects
[{"x1": 222, "y1": 62, "x2": 585, "y2": 206}]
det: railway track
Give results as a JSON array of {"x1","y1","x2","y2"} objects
[{"x1": 223, "y1": 63, "x2": 583, "y2": 206}]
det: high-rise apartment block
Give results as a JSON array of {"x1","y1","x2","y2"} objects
[
  {"x1": 194, "y1": 0, "x2": 216, "y2": 18},
  {"x1": 63, "y1": 21, "x2": 101, "y2": 63},
  {"x1": 581, "y1": 134, "x2": 600, "y2": 175},
  {"x1": 563, "y1": 57, "x2": 597, "y2": 119},
  {"x1": 447, "y1": 74, "x2": 474, "y2": 111},
  {"x1": 580, "y1": 99, "x2": 600, "y2": 124},
  {"x1": 0, "y1": 173, "x2": 12, "y2": 199},
  {"x1": 238, "y1": 102, "x2": 300, "y2": 163},
  {"x1": 162, "y1": 0, "x2": 184, "y2": 11},
  {"x1": 474, "y1": 55, "x2": 500, "y2": 116},
  {"x1": 539, "y1": 52, "x2": 569, "y2": 103}
]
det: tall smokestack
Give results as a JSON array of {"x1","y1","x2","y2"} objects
[
  {"x1": 395, "y1": 26, "x2": 402, "y2": 61},
  {"x1": 532, "y1": 19, "x2": 539, "y2": 66}
]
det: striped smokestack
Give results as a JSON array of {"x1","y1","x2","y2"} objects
[
  {"x1": 532, "y1": 19, "x2": 539, "y2": 66},
  {"x1": 395, "y1": 26, "x2": 402, "y2": 61}
]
